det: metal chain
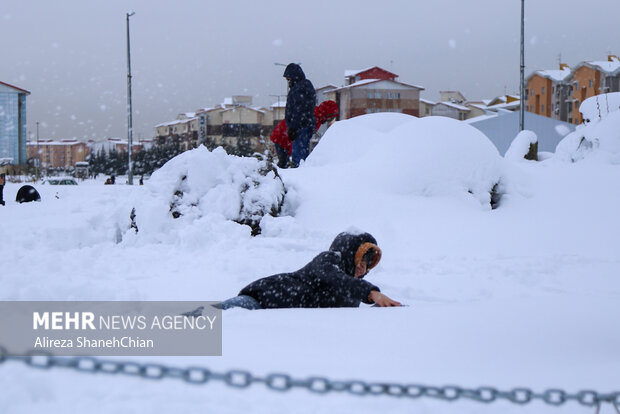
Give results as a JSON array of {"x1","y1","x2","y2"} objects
[{"x1": 1, "y1": 347, "x2": 619, "y2": 409}]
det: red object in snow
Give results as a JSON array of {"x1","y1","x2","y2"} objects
[
  {"x1": 270, "y1": 100, "x2": 339, "y2": 156},
  {"x1": 314, "y1": 100, "x2": 339, "y2": 131},
  {"x1": 270, "y1": 119, "x2": 292, "y2": 155}
]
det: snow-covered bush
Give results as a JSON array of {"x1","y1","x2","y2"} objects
[
  {"x1": 505, "y1": 130, "x2": 538, "y2": 162},
  {"x1": 579, "y1": 92, "x2": 620, "y2": 124},
  {"x1": 555, "y1": 111, "x2": 620, "y2": 164},
  {"x1": 131, "y1": 146, "x2": 286, "y2": 236}
]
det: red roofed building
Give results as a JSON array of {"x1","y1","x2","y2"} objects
[
  {"x1": 328, "y1": 66, "x2": 424, "y2": 119},
  {"x1": 344, "y1": 66, "x2": 398, "y2": 85}
]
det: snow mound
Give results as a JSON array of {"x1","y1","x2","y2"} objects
[
  {"x1": 579, "y1": 92, "x2": 620, "y2": 123},
  {"x1": 555, "y1": 111, "x2": 620, "y2": 164},
  {"x1": 554, "y1": 124, "x2": 572, "y2": 137},
  {"x1": 131, "y1": 146, "x2": 286, "y2": 237},
  {"x1": 505, "y1": 130, "x2": 537, "y2": 161},
  {"x1": 305, "y1": 114, "x2": 508, "y2": 208}
]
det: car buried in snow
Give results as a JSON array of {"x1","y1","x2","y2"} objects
[{"x1": 42, "y1": 177, "x2": 78, "y2": 185}]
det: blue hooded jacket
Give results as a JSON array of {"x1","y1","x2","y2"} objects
[{"x1": 283, "y1": 63, "x2": 316, "y2": 133}]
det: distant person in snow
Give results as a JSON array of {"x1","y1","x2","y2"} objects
[
  {"x1": 283, "y1": 63, "x2": 316, "y2": 167},
  {"x1": 270, "y1": 100, "x2": 339, "y2": 168},
  {"x1": 0, "y1": 173, "x2": 5, "y2": 206},
  {"x1": 215, "y1": 231, "x2": 401, "y2": 310}
]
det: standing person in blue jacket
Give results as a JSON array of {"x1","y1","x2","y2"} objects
[
  {"x1": 216, "y1": 231, "x2": 401, "y2": 310},
  {"x1": 283, "y1": 63, "x2": 316, "y2": 167}
]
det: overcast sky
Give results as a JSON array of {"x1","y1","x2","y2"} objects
[{"x1": 2, "y1": 0, "x2": 619, "y2": 141}]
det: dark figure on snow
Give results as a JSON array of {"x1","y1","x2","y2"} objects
[
  {"x1": 104, "y1": 175, "x2": 115, "y2": 185},
  {"x1": 270, "y1": 100, "x2": 339, "y2": 168},
  {"x1": 218, "y1": 231, "x2": 401, "y2": 310},
  {"x1": 283, "y1": 63, "x2": 316, "y2": 168},
  {"x1": 15, "y1": 185, "x2": 41, "y2": 203},
  {"x1": 0, "y1": 173, "x2": 5, "y2": 206}
]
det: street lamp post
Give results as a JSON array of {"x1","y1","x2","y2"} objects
[
  {"x1": 126, "y1": 11, "x2": 135, "y2": 185},
  {"x1": 519, "y1": 0, "x2": 525, "y2": 131},
  {"x1": 36, "y1": 121, "x2": 40, "y2": 179}
]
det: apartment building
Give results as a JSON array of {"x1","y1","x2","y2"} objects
[
  {"x1": 327, "y1": 66, "x2": 424, "y2": 119},
  {"x1": 420, "y1": 91, "x2": 499, "y2": 120},
  {"x1": 571, "y1": 55, "x2": 620, "y2": 123},
  {"x1": 156, "y1": 96, "x2": 274, "y2": 155},
  {"x1": 526, "y1": 55, "x2": 620, "y2": 124},
  {"x1": 0, "y1": 81, "x2": 30, "y2": 165},
  {"x1": 26, "y1": 139, "x2": 90, "y2": 169},
  {"x1": 525, "y1": 64, "x2": 572, "y2": 122}
]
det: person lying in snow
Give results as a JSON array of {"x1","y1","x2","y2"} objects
[{"x1": 216, "y1": 231, "x2": 401, "y2": 310}]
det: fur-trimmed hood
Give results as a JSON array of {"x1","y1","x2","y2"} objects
[{"x1": 329, "y1": 232, "x2": 379, "y2": 276}]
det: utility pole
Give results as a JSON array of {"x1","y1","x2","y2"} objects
[
  {"x1": 126, "y1": 11, "x2": 135, "y2": 184},
  {"x1": 519, "y1": 0, "x2": 525, "y2": 131},
  {"x1": 36, "y1": 121, "x2": 40, "y2": 179},
  {"x1": 269, "y1": 94, "x2": 286, "y2": 121}
]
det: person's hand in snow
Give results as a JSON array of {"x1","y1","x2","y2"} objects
[{"x1": 369, "y1": 290, "x2": 401, "y2": 307}]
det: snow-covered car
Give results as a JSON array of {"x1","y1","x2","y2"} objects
[{"x1": 42, "y1": 177, "x2": 78, "y2": 185}]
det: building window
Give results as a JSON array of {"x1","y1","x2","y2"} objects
[
  {"x1": 375, "y1": 92, "x2": 381, "y2": 99},
  {"x1": 541, "y1": 104, "x2": 545, "y2": 113},
  {"x1": 367, "y1": 92, "x2": 373, "y2": 99},
  {"x1": 575, "y1": 81, "x2": 579, "y2": 89},
  {"x1": 589, "y1": 79, "x2": 593, "y2": 88},
  {"x1": 542, "y1": 87, "x2": 545, "y2": 95}
]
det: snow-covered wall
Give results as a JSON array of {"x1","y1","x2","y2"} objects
[{"x1": 467, "y1": 111, "x2": 574, "y2": 155}]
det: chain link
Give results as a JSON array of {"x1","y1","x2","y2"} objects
[{"x1": 1, "y1": 346, "x2": 619, "y2": 408}]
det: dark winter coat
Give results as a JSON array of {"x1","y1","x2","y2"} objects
[
  {"x1": 239, "y1": 232, "x2": 381, "y2": 308},
  {"x1": 283, "y1": 63, "x2": 316, "y2": 134}
]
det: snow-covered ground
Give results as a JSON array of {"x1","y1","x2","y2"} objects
[{"x1": 1, "y1": 113, "x2": 619, "y2": 414}]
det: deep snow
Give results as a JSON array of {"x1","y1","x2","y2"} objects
[{"x1": 1, "y1": 113, "x2": 619, "y2": 414}]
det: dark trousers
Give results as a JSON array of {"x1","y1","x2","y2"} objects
[
  {"x1": 219, "y1": 295, "x2": 262, "y2": 310},
  {"x1": 274, "y1": 143, "x2": 289, "y2": 168},
  {"x1": 0, "y1": 184, "x2": 4, "y2": 206},
  {"x1": 291, "y1": 126, "x2": 313, "y2": 167}
]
